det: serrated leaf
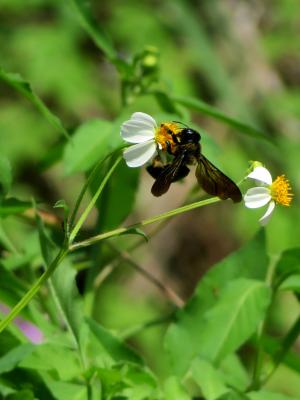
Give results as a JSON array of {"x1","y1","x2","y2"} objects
[
  {"x1": 0, "y1": 67, "x2": 69, "y2": 139},
  {"x1": 20, "y1": 342, "x2": 82, "y2": 381},
  {"x1": 191, "y1": 358, "x2": 228, "y2": 400},
  {"x1": 41, "y1": 372, "x2": 87, "y2": 400},
  {"x1": 51, "y1": 259, "x2": 85, "y2": 345},
  {"x1": 0, "y1": 344, "x2": 34, "y2": 374},
  {"x1": 35, "y1": 206, "x2": 85, "y2": 350},
  {"x1": 164, "y1": 230, "x2": 269, "y2": 376},
  {"x1": 220, "y1": 354, "x2": 249, "y2": 391},
  {"x1": 86, "y1": 317, "x2": 143, "y2": 365},
  {"x1": 275, "y1": 248, "x2": 300, "y2": 277},
  {"x1": 196, "y1": 279, "x2": 271, "y2": 363},
  {"x1": 279, "y1": 274, "x2": 300, "y2": 293},
  {"x1": 164, "y1": 376, "x2": 191, "y2": 400}
]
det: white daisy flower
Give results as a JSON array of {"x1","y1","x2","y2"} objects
[
  {"x1": 120, "y1": 112, "x2": 159, "y2": 167},
  {"x1": 244, "y1": 165, "x2": 293, "y2": 225}
]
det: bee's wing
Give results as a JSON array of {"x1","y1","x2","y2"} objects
[
  {"x1": 151, "y1": 153, "x2": 188, "y2": 197},
  {"x1": 196, "y1": 155, "x2": 242, "y2": 202}
]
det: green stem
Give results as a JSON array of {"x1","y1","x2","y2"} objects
[
  {"x1": 119, "y1": 313, "x2": 174, "y2": 340},
  {"x1": 250, "y1": 257, "x2": 277, "y2": 390},
  {"x1": 0, "y1": 247, "x2": 68, "y2": 333},
  {"x1": 69, "y1": 155, "x2": 122, "y2": 244},
  {"x1": 0, "y1": 192, "x2": 221, "y2": 333},
  {"x1": 262, "y1": 314, "x2": 300, "y2": 386},
  {"x1": 70, "y1": 196, "x2": 220, "y2": 251},
  {"x1": 68, "y1": 148, "x2": 123, "y2": 230}
]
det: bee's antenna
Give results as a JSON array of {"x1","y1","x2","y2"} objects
[{"x1": 172, "y1": 120, "x2": 189, "y2": 128}]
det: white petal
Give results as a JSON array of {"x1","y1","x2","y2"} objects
[
  {"x1": 131, "y1": 112, "x2": 157, "y2": 128},
  {"x1": 259, "y1": 201, "x2": 275, "y2": 226},
  {"x1": 121, "y1": 121, "x2": 155, "y2": 143},
  {"x1": 244, "y1": 187, "x2": 272, "y2": 209},
  {"x1": 247, "y1": 166, "x2": 272, "y2": 185},
  {"x1": 123, "y1": 140, "x2": 157, "y2": 167}
]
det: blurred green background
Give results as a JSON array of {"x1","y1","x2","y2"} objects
[{"x1": 0, "y1": 0, "x2": 299, "y2": 396}]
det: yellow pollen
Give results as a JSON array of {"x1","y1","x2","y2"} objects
[
  {"x1": 154, "y1": 122, "x2": 180, "y2": 151},
  {"x1": 270, "y1": 175, "x2": 293, "y2": 206}
]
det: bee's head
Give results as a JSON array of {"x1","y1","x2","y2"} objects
[{"x1": 178, "y1": 128, "x2": 201, "y2": 144}]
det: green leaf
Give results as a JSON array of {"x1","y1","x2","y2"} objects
[
  {"x1": 0, "y1": 198, "x2": 31, "y2": 217},
  {"x1": 5, "y1": 389, "x2": 35, "y2": 400},
  {"x1": 63, "y1": 119, "x2": 117, "y2": 175},
  {"x1": 98, "y1": 363, "x2": 158, "y2": 399},
  {"x1": 53, "y1": 199, "x2": 69, "y2": 213},
  {"x1": 119, "y1": 227, "x2": 148, "y2": 241},
  {"x1": 153, "y1": 90, "x2": 182, "y2": 115},
  {"x1": 164, "y1": 376, "x2": 191, "y2": 400},
  {"x1": 164, "y1": 230, "x2": 269, "y2": 376},
  {"x1": 35, "y1": 206, "x2": 85, "y2": 351},
  {"x1": 197, "y1": 279, "x2": 271, "y2": 363},
  {"x1": 0, "y1": 156, "x2": 12, "y2": 199},
  {"x1": 220, "y1": 354, "x2": 249, "y2": 391},
  {"x1": 92, "y1": 159, "x2": 140, "y2": 231},
  {"x1": 0, "y1": 264, "x2": 27, "y2": 306},
  {"x1": 0, "y1": 67, "x2": 69, "y2": 139},
  {"x1": 50, "y1": 259, "x2": 85, "y2": 345},
  {"x1": 216, "y1": 391, "x2": 249, "y2": 400},
  {"x1": 275, "y1": 248, "x2": 300, "y2": 277},
  {"x1": 248, "y1": 391, "x2": 298, "y2": 400},
  {"x1": 41, "y1": 373, "x2": 87, "y2": 400},
  {"x1": 0, "y1": 362, "x2": 54, "y2": 399},
  {"x1": 35, "y1": 205, "x2": 57, "y2": 267},
  {"x1": 86, "y1": 317, "x2": 143, "y2": 365},
  {"x1": 260, "y1": 334, "x2": 300, "y2": 373},
  {"x1": 0, "y1": 344, "x2": 34, "y2": 374},
  {"x1": 191, "y1": 358, "x2": 228, "y2": 400},
  {"x1": 172, "y1": 95, "x2": 272, "y2": 143},
  {"x1": 0, "y1": 383, "x2": 15, "y2": 397},
  {"x1": 279, "y1": 274, "x2": 300, "y2": 293},
  {"x1": 19, "y1": 342, "x2": 82, "y2": 381},
  {"x1": 69, "y1": 0, "x2": 117, "y2": 60}
]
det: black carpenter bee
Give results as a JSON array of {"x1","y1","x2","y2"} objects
[{"x1": 146, "y1": 123, "x2": 242, "y2": 202}]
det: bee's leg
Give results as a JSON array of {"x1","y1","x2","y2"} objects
[
  {"x1": 165, "y1": 140, "x2": 173, "y2": 155},
  {"x1": 171, "y1": 133, "x2": 179, "y2": 144},
  {"x1": 146, "y1": 156, "x2": 167, "y2": 179}
]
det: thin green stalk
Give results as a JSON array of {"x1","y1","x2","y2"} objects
[
  {"x1": 0, "y1": 247, "x2": 68, "y2": 333},
  {"x1": 0, "y1": 221, "x2": 19, "y2": 254},
  {"x1": 0, "y1": 192, "x2": 221, "y2": 333},
  {"x1": 69, "y1": 155, "x2": 122, "y2": 244},
  {"x1": 119, "y1": 313, "x2": 174, "y2": 340},
  {"x1": 70, "y1": 196, "x2": 220, "y2": 251},
  {"x1": 108, "y1": 242, "x2": 184, "y2": 308},
  {"x1": 250, "y1": 257, "x2": 277, "y2": 390},
  {"x1": 68, "y1": 148, "x2": 123, "y2": 230},
  {"x1": 261, "y1": 314, "x2": 300, "y2": 386}
]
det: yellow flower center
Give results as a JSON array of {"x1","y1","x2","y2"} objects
[
  {"x1": 154, "y1": 122, "x2": 180, "y2": 151},
  {"x1": 270, "y1": 175, "x2": 293, "y2": 206}
]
